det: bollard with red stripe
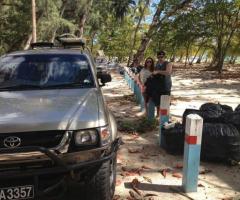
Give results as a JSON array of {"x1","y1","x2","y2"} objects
[
  {"x1": 182, "y1": 114, "x2": 203, "y2": 193},
  {"x1": 159, "y1": 95, "x2": 170, "y2": 147}
]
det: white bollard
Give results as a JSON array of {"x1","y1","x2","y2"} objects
[
  {"x1": 159, "y1": 95, "x2": 171, "y2": 147},
  {"x1": 182, "y1": 114, "x2": 203, "y2": 193}
]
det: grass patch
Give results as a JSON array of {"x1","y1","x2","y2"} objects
[{"x1": 118, "y1": 117, "x2": 158, "y2": 133}]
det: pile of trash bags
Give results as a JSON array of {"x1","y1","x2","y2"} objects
[{"x1": 162, "y1": 103, "x2": 240, "y2": 164}]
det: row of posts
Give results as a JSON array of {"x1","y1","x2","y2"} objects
[{"x1": 123, "y1": 67, "x2": 204, "y2": 193}]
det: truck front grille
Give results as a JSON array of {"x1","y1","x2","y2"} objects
[{"x1": 0, "y1": 131, "x2": 65, "y2": 149}]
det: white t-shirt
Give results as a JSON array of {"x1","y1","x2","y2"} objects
[{"x1": 139, "y1": 68, "x2": 152, "y2": 84}]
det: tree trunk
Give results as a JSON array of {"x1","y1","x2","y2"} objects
[
  {"x1": 189, "y1": 41, "x2": 205, "y2": 65},
  {"x1": 32, "y1": 0, "x2": 37, "y2": 42},
  {"x1": 127, "y1": 0, "x2": 150, "y2": 67},
  {"x1": 135, "y1": 0, "x2": 192, "y2": 62},
  {"x1": 90, "y1": 31, "x2": 96, "y2": 52},
  {"x1": 184, "y1": 43, "x2": 190, "y2": 67},
  {"x1": 78, "y1": 0, "x2": 93, "y2": 38},
  {"x1": 50, "y1": 1, "x2": 67, "y2": 42},
  {"x1": 177, "y1": 53, "x2": 183, "y2": 62},
  {"x1": 24, "y1": 34, "x2": 33, "y2": 50},
  {"x1": 196, "y1": 48, "x2": 206, "y2": 63}
]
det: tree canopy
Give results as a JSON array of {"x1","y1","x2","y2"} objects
[{"x1": 0, "y1": 0, "x2": 239, "y2": 71}]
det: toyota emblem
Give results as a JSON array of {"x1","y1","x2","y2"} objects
[{"x1": 3, "y1": 136, "x2": 21, "y2": 148}]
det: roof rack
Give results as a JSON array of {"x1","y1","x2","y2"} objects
[
  {"x1": 55, "y1": 34, "x2": 86, "y2": 49},
  {"x1": 30, "y1": 42, "x2": 54, "y2": 49}
]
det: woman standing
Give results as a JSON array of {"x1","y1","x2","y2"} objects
[
  {"x1": 139, "y1": 57, "x2": 155, "y2": 115},
  {"x1": 153, "y1": 51, "x2": 172, "y2": 117}
]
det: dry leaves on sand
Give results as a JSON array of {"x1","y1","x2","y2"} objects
[
  {"x1": 158, "y1": 168, "x2": 172, "y2": 178},
  {"x1": 199, "y1": 169, "x2": 212, "y2": 174},
  {"x1": 174, "y1": 163, "x2": 183, "y2": 169},
  {"x1": 121, "y1": 167, "x2": 143, "y2": 176},
  {"x1": 172, "y1": 172, "x2": 182, "y2": 178},
  {"x1": 128, "y1": 148, "x2": 143, "y2": 153}
]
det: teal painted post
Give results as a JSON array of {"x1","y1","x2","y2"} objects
[
  {"x1": 182, "y1": 114, "x2": 203, "y2": 193},
  {"x1": 140, "y1": 85, "x2": 145, "y2": 111},
  {"x1": 133, "y1": 80, "x2": 138, "y2": 99},
  {"x1": 147, "y1": 99, "x2": 155, "y2": 120},
  {"x1": 127, "y1": 73, "x2": 130, "y2": 88},
  {"x1": 135, "y1": 82, "x2": 141, "y2": 104},
  {"x1": 130, "y1": 76, "x2": 134, "y2": 92}
]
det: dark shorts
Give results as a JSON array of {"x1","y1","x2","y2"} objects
[{"x1": 152, "y1": 91, "x2": 171, "y2": 106}]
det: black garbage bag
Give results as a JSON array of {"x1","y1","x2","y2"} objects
[
  {"x1": 201, "y1": 123, "x2": 240, "y2": 163},
  {"x1": 221, "y1": 111, "x2": 240, "y2": 131},
  {"x1": 182, "y1": 109, "x2": 223, "y2": 127},
  {"x1": 162, "y1": 123, "x2": 185, "y2": 155},
  {"x1": 220, "y1": 104, "x2": 233, "y2": 113},
  {"x1": 200, "y1": 103, "x2": 233, "y2": 116},
  {"x1": 235, "y1": 104, "x2": 240, "y2": 112}
]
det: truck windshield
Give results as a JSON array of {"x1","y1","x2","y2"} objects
[{"x1": 0, "y1": 54, "x2": 94, "y2": 90}]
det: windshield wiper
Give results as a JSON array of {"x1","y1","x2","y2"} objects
[
  {"x1": 46, "y1": 82, "x2": 91, "y2": 88},
  {"x1": 0, "y1": 84, "x2": 43, "y2": 90}
]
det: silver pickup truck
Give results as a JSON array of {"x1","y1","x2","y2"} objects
[{"x1": 0, "y1": 40, "x2": 120, "y2": 200}]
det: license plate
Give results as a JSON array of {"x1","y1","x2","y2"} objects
[{"x1": 0, "y1": 185, "x2": 34, "y2": 200}]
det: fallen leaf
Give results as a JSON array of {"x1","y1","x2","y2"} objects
[
  {"x1": 131, "y1": 178, "x2": 140, "y2": 188},
  {"x1": 122, "y1": 166, "x2": 127, "y2": 171},
  {"x1": 121, "y1": 172, "x2": 139, "y2": 177},
  {"x1": 142, "y1": 165, "x2": 152, "y2": 170},
  {"x1": 144, "y1": 193, "x2": 158, "y2": 197},
  {"x1": 150, "y1": 154, "x2": 158, "y2": 157},
  {"x1": 128, "y1": 148, "x2": 142, "y2": 153},
  {"x1": 128, "y1": 190, "x2": 140, "y2": 199},
  {"x1": 158, "y1": 168, "x2": 171, "y2": 178},
  {"x1": 139, "y1": 155, "x2": 149, "y2": 159},
  {"x1": 132, "y1": 187, "x2": 142, "y2": 196},
  {"x1": 175, "y1": 163, "x2": 183, "y2": 169},
  {"x1": 172, "y1": 173, "x2": 182, "y2": 178},
  {"x1": 161, "y1": 169, "x2": 167, "y2": 178},
  {"x1": 121, "y1": 167, "x2": 143, "y2": 176},
  {"x1": 143, "y1": 176, "x2": 152, "y2": 183},
  {"x1": 199, "y1": 169, "x2": 212, "y2": 175},
  {"x1": 116, "y1": 179, "x2": 122, "y2": 186},
  {"x1": 198, "y1": 183, "x2": 204, "y2": 187}
]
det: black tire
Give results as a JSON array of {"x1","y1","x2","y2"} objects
[{"x1": 84, "y1": 155, "x2": 116, "y2": 200}]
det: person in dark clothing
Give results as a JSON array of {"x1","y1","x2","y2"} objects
[
  {"x1": 129, "y1": 58, "x2": 143, "y2": 74},
  {"x1": 145, "y1": 51, "x2": 172, "y2": 117}
]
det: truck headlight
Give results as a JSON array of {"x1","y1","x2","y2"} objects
[
  {"x1": 100, "y1": 126, "x2": 111, "y2": 146},
  {"x1": 74, "y1": 130, "x2": 98, "y2": 146}
]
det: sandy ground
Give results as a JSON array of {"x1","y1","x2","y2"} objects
[
  {"x1": 170, "y1": 65, "x2": 240, "y2": 119},
  {"x1": 102, "y1": 67, "x2": 240, "y2": 200}
]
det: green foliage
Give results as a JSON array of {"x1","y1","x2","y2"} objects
[
  {"x1": 0, "y1": 0, "x2": 239, "y2": 70},
  {"x1": 118, "y1": 117, "x2": 158, "y2": 133}
]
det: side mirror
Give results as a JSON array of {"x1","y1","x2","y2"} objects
[{"x1": 97, "y1": 73, "x2": 112, "y2": 86}]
